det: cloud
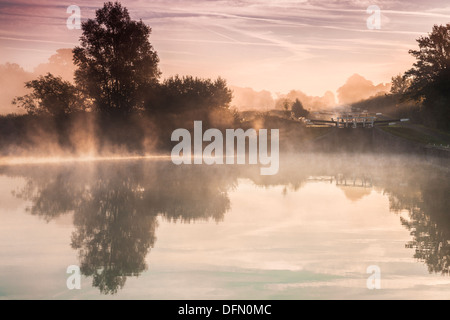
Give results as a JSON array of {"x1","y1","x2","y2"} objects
[
  {"x1": 1, "y1": 0, "x2": 449, "y2": 96},
  {"x1": 230, "y1": 85, "x2": 338, "y2": 111},
  {"x1": 276, "y1": 90, "x2": 336, "y2": 110},
  {"x1": 337, "y1": 73, "x2": 390, "y2": 105},
  {"x1": 230, "y1": 86, "x2": 275, "y2": 111}
]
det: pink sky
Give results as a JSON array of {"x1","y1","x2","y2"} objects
[{"x1": 1, "y1": 0, "x2": 450, "y2": 96}]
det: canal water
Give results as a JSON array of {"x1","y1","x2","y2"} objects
[{"x1": 0, "y1": 153, "x2": 448, "y2": 299}]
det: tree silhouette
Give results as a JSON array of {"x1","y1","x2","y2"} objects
[
  {"x1": 291, "y1": 98, "x2": 309, "y2": 118},
  {"x1": 405, "y1": 24, "x2": 450, "y2": 97},
  {"x1": 73, "y1": 1, "x2": 160, "y2": 117},
  {"x1": 12, "y1": 73, "x2": 85, "y2": 116},
  {"x1": 404, "y1": 24, "x2": 450, "y2": 130},
  {"x1": 390, "y1": 74, "x2": 412, "y2": 95},
  {"x1": 148, "y1": 75, "x2": 232, "y2": 116},
  {"x1": 6, "y1": 2, "x2": 238, "y2": 156}
]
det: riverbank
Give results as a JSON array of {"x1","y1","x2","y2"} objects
[{"x1": 0, "y1": 112, "x2": 449, "y2": 165}]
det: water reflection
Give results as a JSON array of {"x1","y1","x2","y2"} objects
[
  {"x1": 1, "y1": 154, "x2": 449, "y2": 294},
  {"x1": 384, "y1": 166, "x2": 450, "y2": 275},
  {"x1": 6, "y1": 161, "x2": 237, "y2": 294}
]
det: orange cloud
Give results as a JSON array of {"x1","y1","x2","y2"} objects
[{"x1": 337, "y1": 74, "x2": 390, "y2": 105}]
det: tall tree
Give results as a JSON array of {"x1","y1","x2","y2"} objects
[
  {"x1": 73, "y1": 2, "x2": 160, "y2": 117},
  {"x1": 405, "y1": 24, "x2": 450, "y2": 97},
  {"x1": 404, "y1": 24, "x2": 450, "y2": 130}
]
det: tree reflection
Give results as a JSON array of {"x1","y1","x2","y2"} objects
[
  {"x1": 383, "y1": 164, "x2": 450, "y2": 275},
  {"x1": 251, "y1": 155, "x2": 450, "y2": 276},
  {"x1": 8, "y1": 161, "x2": 237, "y2": 294},
  {"x1": 13, "y1": 168, "x2": 85, "y2": 221},
  {"x1": 71, "y1": 174, "x2": 157, "y2": 294},
  {"x1": 5, "y1": 154, "x2": 449, "y2": 294}
]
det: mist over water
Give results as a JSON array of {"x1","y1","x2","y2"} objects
[{"x1": 0, "y1": 153, "x2": 448, "y2": 299}]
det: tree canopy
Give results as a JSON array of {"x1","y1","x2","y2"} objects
[
  {"x1": 390, "y1": 74, "x2": 412, "y2": 95},
  {"x1": 405, "y1": 24, "x2": 450, "y2": 98},
  {"x1": 12, "y1": 73, "x2": 84, "y2": 116},
  {"x1": 291, "y1": 99, "x2": 309, "y2": 118},
  {"x1": 399, "y1": 24, "x2": 450, "y2": 130},
  {"x1": 148, "y1": 75, "x2": 232, "y2": 114},
  {"x1": 13, "y1": 1, "x2": 234, "y2": 124},
  {"x1": 73, "y1": 1, "x2": 160, "y2": 116}
]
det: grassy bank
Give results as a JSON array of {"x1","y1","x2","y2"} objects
[
  {"x1": 0, "y1": 112, "x2": 327, "y2": 156},
  {"x1": 379, "y1": 125, "x2": 450, "y2": 147}
]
